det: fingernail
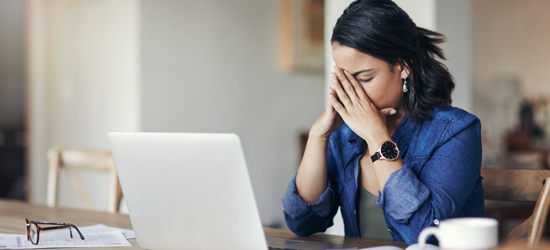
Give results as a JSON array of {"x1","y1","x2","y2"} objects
[
  {"x1": 336, "y1": 70, "x2": 343, "y2": 76},
  {"x1": 344, "y1": 70, "x2": 350, "y2": 76},
  {"x1": 390, "y1": 109, "x2": 397, "y2": 115}
]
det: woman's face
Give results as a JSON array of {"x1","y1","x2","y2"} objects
[{"x1": 331, "y1": 43, "x2": 407, "y2": 111}]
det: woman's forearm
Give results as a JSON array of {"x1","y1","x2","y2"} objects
[{"x1": 295, "y1": 134, "x2": 330, "y2": 204}]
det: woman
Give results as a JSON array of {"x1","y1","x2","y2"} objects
[{"x1": 282, "y1": 0, "x2": 484, "y2": 245}]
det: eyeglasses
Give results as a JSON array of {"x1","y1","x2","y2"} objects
[{"x1": 25, "y1": 219, "x2": 85, "y2": 245}]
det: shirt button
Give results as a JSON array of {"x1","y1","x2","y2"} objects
[
  {"x1": 387, "y1": 228, "x2": 392, "y2": 233},
  {"x1": 434, "y1": 219, "x2": 440, "y2": 225},
  {"x1": 281, "y1": 206, "x2": 285, "y2": 211}
]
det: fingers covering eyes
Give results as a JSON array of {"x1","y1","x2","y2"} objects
[
  {"x1": 334, "y1": 69, "x2": 358, "y2": 102},
  {"x1": 343, "y1": 70, "x2": 368, "y2": 100},
  {"x1": 331, "y1": 72, "x2": 352, "y2": 106}
]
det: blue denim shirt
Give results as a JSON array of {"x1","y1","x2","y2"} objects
[{"x1": 282, "y1": 106, "x2": 484, "y2": 245}]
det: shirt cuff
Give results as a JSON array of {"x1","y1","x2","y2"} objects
[
  {"x1": 282, "y1": 173, "x2": 334, "y2": 219},
  {"x1": 376, "y1": 164, "x2": 430, "y2": 222}
]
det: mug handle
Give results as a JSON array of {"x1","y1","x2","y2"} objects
[{"x1": 418, "y1": 226, "x2": 439, "y2": 250}]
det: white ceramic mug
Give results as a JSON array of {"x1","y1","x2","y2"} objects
[{"x1": 418, "y1": 217, "x2": 498, "y2": 250}]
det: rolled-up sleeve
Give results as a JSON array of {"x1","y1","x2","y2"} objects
[
  {"x1": 283, "y1": 173, "x2": 335, "y2": 219},
  {"x1": 282, "y1": 140, "x2": 341, "y2": 237},
  {"x1": 376, "y1": 115, "x2": 483, "y2": 244},
  {"x1": 376, "y1": 165, "x2": 430, "y2": 221},
  {"x1": 282, "y1": 174, "x2": 339, "y2": 236}
]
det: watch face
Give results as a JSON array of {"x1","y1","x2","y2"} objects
[{"x1": 381, "y1": 141, "x2": 399, "y2": 160}]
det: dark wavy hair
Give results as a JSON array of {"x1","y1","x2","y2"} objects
[{"x1": 331, "y1": 0, "x2": 454, "y2": 123}]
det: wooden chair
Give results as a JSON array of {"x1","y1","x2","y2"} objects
[
  {"x1": 46, "y1": 147, "x2": 123, "y2": 213},
  {"x1": 481, "y1": 168, "x2": 550, "y2": 247}
]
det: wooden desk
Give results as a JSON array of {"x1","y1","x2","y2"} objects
[{"x1": 0, "y1": 199, "x2": 407, "y2": 249}]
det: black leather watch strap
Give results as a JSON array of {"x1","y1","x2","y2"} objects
[{"x1": 371, "y1": 151, "x2": 381, "y2": 162}]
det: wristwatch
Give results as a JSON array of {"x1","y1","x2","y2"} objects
[{"x1": 371, "y1": 140, "x2": 400, "y2": 162}]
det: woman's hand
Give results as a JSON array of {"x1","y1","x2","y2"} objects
[
  {"x1": 329, "y1": 66, "x2": 395, "y2": 148},
  {"x1": 297, "y1": 74, "x2": 344, "y2": 203},
  {"x1": 309, "y1": 81, "x2": 345, "y2": 140}
]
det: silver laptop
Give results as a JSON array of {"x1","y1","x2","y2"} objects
[
  {"x1": 108, "y1": 132, "x2": 267, "y2": 250},
  {"x1": 109, "y1": 132, "x2": 357, "y2": 250}
]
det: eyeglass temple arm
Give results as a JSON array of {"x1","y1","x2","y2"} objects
[
  {"x1": 71, "y1": 225, "x2": 85, "y2": 240},
  {"x1": 30, "y1": 221, "x2": 70, "y2": 226},
  {"x1": 39, "y1": 225, "x2": 86, "y2": 240}
]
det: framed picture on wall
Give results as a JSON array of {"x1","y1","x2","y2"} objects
[{"x1": 279, "y1": 0, "x2": 325, "y2": 73}]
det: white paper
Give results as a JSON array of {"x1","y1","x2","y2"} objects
[
  {"x1": 0, "y1": 230, "x2": 131, "y2": 249},
  {"x1": 41, "y1": 224, "x2": 135, "y2": 239}
]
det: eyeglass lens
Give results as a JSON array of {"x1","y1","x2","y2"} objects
[{"x1": 29, "y1": 223, "x2": 38, "y2": 244}]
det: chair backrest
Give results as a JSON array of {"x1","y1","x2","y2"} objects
[
  {"x1": 46, "y1": 146, "x2": 123, "y2": 213},
  {"x1": 481, "y1": 168, "x2": 550, "y2": 247}
]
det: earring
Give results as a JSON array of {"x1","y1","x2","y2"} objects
[{"x1": 403, "y1": 78, "x2": 408, "y2": 93}]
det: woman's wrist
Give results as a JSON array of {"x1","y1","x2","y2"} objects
[
  {"x1": 308, "y1": 130, "x2": 331, "y2": 142},
  {"x1": 309, "y1": 125, "x2": 332, "y2": 141},
  {"x1": 366, "y1": 134, "x2": 392, "y2": 151}
]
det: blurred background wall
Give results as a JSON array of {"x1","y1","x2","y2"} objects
[
  {"x1": 472, "y1": 0, "x2": 550, "y2": 167},
  {"x1": 0, "y1": 0, "x2": 548, "y2": 233},
  {"x1": 139, "y1": 0, "x2": 324, "y2": 227},
  {"x1": 0, "y1": 0, "x2": 26, "y2": 200},
  {"x1": 0, "y1": 0, "x2": 25, "y2": 129},
  {"x1": 26, "y1": 0, "x2": 324, "y2": 227},
  {"x1": 27, "y1": 0, "x2": 140, "y2": 210}
]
